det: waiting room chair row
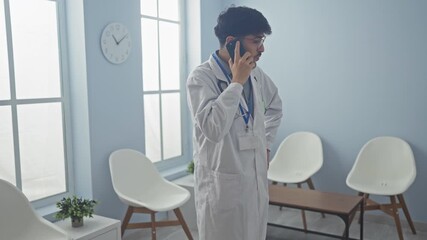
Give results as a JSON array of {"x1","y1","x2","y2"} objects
[{"x1": 267, "y1": 131, "x2": 417, "y2": 240}]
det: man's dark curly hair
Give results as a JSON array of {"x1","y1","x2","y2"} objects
[{"x1": 214, "y1": 6, "x2": 272, "y2": 47}]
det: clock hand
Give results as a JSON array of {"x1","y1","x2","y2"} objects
[
  {"x1": 117, "y1": 34, "x2": 128, "y2": 44},
  {"x1": 112, "y1": 35, "x2": 119, "y2": 45}
]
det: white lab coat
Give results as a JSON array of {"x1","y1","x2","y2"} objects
[{"x1": 186, "y1": 53, "x2": 283, "y2": 240}]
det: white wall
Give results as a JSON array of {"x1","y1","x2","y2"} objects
[{"x1": 224, "y1": 0, "x2": 427, "y2": 222}]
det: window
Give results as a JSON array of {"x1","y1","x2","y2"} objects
[
  {"x1": 141, "y1": 0, "x2": 187, "y2": 164},
  {"x1": 0, "y1": 0, "x2": 71, "y2": 203}
]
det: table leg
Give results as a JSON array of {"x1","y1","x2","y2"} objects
[
  {"x1": 360, "y1": 200, "x2": 364, "y2": 240},
  {"x1": 338, "y1": 214, "x2": 350, "y2": 240},
  {"x1": 344, "y1": 218, "x2": 350, "y2": 240}
]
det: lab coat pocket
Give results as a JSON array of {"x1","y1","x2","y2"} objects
[{"x1": 209, "y1": 170, "x2": 242, "y2": 212}]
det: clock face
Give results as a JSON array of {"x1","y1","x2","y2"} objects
[{"x1": 101, "y1": 23, "x2": 131, "y2": 64}]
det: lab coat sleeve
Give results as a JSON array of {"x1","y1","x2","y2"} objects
[
  {"x1": 259, "y1": 70, "x2": 283, "y2": 150},
  {"x1": 187, "y1": 69, "x2": 243, "y2": 143}
]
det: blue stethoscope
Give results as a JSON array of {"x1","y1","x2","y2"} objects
[{"x1": 212, "y1": 53, "x2": 253, "y2": 131}]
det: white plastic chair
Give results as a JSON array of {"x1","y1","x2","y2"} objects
[
  {"x1": 346, "y1": 136, "x2": 417, "y2": 240},
  {"x1": 0, "y1": 178, "x2": 69, "y2": 240},
  {"x1": 109, "y1": 149, "x2": 193, "y2": 240},
  {"x1": 268, "y1": 131, "x2": 324, "y2": 231}
]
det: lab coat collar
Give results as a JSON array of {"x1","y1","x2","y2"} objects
[
  {"x1": 210, "y1": 52, "x2": 249, "y2": 111},
  {"x1": 209, "y1": 51, "x2": 229, "y2": 83},
  {"x1": 210, "y1": 51, "x2": 262, "y2": 124}
]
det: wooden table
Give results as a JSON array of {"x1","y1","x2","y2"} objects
[{"x1": 268, "y1": 185, "x2": 364, "y2": 240}]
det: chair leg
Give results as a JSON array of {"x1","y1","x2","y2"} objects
[
  {"x1": 397, "y1": 194, "x2": 417, "y2": 234},
  {"x1": 306, "y1": 178, "x2": 314, "y2": 190},
  {"x1": 297, "y1": 183, "x2": 308, "y2": 231},
  {"x1": 390, "y1": 195, "x2": 404, "y2": 240},
  {"x1": 150, "y1": 212, "x2": 157, "y2": 240},
  {"x1": 121, "y1": 206, "x2": 134, "y2": 236},
  {"x1": 174, "y1": 208, "x2": 194, "y2": 240},
  {"x1": 306, "y1": 178, "x2": 325, "y2": 218},
  {"x1": 279, "y1": 183, "x2": 287, "y2": 211},
  {"x1": 358, "y1": 193, "x2": 367, "y2": 225}
]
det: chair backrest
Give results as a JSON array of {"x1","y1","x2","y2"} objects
[
  {"x1": 109, "y1": 149, "x2": 165, "y2": 203},
  {"x1": 346, "y1": 136, "x2": 416, "y2": 195},
  {"x1": 269, "y1": 131, "x2": 323, "y2": 181},
  {"x1": 0, "y1": 179, "x2": 69, "y2": 240}
]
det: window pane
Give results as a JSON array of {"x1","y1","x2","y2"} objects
[
  {"x1": 17, "y1": 103, "x2": 66, "y2": 201},
  {"x1": 0, "y1": 106, "x2": 16, "y2": 184},
  {"x1": 10, "y1": 0, "x2": 61, "y2": 99},
  {"x1": 159, "y1": 22, "x2": 180, "y2": 90},
  {"x1": 162, "y1": 93, "x2": 181, "y2": 159},
  {"x1": 0, "y1": 0, "x2": 10, "y2": 100},
  {"x1": 159, "y1": 0, "x2": 179, "y2": 21},
  {"x1": 142, "y1": 18, "x2": 159, "y2": 91},
  {"x1": 144, "y1": 94, "x2": 161, "y2": 162},
  {"x1": 141, "y1": 0, "x2": 157, "y2": 17}
]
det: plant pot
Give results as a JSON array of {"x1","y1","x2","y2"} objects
[{"x1": 71, "y1": 217, "x2": 83, "y2": 228}]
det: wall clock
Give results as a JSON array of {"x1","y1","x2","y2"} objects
[{"x1": 101, "y1": 22, "x2": 131, "y2": 64}]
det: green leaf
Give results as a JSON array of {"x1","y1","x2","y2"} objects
[{"x1": 55, "y1": 195, "x2": 98, "y2": 220}]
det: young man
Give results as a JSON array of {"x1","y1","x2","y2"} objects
[{"x1": 186, "y1": 6, "x2": 283, "y2": 240}]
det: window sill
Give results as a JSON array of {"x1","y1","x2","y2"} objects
[
  {"x1": 36, "y1": 203, "x2": 58, "y2": 222},
  {"x1": 161, "y1": 163, "x2": 189, "y2": 181},
  {"x1": 172, "y1": 174, "x2": 194, "y2": 188}
]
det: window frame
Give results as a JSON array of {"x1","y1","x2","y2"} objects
[
  {"x1": 0, "y1": 0, "x2": 74, "y2": 208},
  {"x1": 140, "y1": 0, "x2": 191, "y2": 171}
]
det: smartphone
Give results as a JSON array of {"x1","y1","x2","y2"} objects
[{"x1": 226, "y1": 38, "x2": 246, "y2": 62}]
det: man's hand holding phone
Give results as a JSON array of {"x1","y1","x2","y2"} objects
[{"x1": 226, "y1": 39, "x2": 254, "y2": 86}]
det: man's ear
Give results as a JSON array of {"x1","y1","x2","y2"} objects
[{"x1": 225, "y1": 36, "x2": 235, "y2": 45}]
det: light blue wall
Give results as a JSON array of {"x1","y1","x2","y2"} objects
[
  {"x1": 66, "y1": 0, "x2": 221, "y2": 221},
  {"x1": 199, "y1": 0, "x2": 224, "y2": 60},
  {"x1": 66, "y1": 0, "x2": 144, "y2": 220},
  {"x1": 84, "y1": 0, "x2": 146, "y2": 219},
  {"x1": 223, "y1": 0, "x2": 427, "y2": 222},
  {"x1": 66, "y1": 0, "x2": 427, "y2": 223}
]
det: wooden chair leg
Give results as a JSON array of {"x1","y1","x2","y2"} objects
[
  {"x1": 397, "y1": 194, "x2": 417, "y2": 234},
  {"x1": 306, "y1": 178, "x2": 315, "y2": 190},
  {"x1": 358, "y1": 193, "x2": 367, "y2": 224},
  {"x1": 306, "y1": 178, "x2": 325, "y2": 218},
  {"x1": 390, "y1": 196, "x2": 404, "y2": 240},
  {"x1": 297, "y1": 183, "x2": 308, "y2": 231},
  {"x1": 174, "y1": 208, "x2": 194, "y2": 240},
  {"x1": 279, "y1": 183, "x2": 287, "y2": 211},
  {"x1": 120, "y1": 206, "x2": 192, "y2": 240},
  {"x1": 150, "y1": 212, "x2": 157, "y2": 240},
  {"x1": 121, "y1": 206, "x2": 134, "y2": 236}
]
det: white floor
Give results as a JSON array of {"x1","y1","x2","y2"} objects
[{"x1": 123, "y1": 205, "x2": 427, "y2": 240}]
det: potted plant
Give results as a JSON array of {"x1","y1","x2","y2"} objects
[
  {"x1": 187, "y1": 160, "x2": 194, "y2": 174},
  {"x1": 55, "y1": 196, "x2": 98, "y2": 227}
]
